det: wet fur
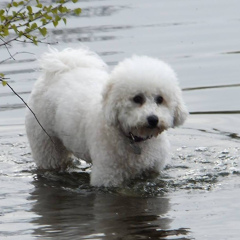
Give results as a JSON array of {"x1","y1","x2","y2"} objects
[{"x1": 25, "y1": 47, "x2": 188, "y2": 187}]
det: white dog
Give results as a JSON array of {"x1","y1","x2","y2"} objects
[{"x1": 25, "y1": 48, "x2": 188, "y2": 187}]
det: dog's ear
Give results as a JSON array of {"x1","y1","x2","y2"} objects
[
  {"x1": 173, "y1": 94, "x2": 188, "y2": 127},
  {"x1": 102, "y1": 82, "x2": 118, "y2": 126}
]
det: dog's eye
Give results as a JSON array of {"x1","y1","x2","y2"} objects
[
  {"x1": 133, "y1": 94, "x2": 145, "y2": 104},
  {"x1": 156, "y1": 96, "x2": 163, "y2": 105}
]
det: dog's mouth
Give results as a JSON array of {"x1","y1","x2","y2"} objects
[
  {"x1": 128, "y1": 132, "x2": 153, "y2": 142},
  {"x1": 123, "y1": 127, "x2": 165, "y2": 155},
  {"x1": 127, "y1": 125, "x2": 165, "y2": 143}
]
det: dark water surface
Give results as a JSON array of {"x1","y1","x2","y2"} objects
[{"x1": 1, "y1": 0, "x2": 240, "y2": 239}]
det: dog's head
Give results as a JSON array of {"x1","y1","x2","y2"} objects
[{"x1": 102, "y1": 56, "x2": 188, "y2": 141}]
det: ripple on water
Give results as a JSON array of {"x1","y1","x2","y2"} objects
[
  {"x1": 28, "y1": 144, "x2": 240, "y2": 197},
  {"x1": 165, "y1": 145, "x2": 240, "y2": 193},
  {"x1": 1, "y1": 137, "x2": 240, "y2": 197}
]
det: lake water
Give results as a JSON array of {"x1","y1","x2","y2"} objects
[{"x1": 1, "y1": 0, "x2": 240, "y2": 239}]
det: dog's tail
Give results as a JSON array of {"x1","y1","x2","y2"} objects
[{"x1": 39, "y1": 47, "x2": 108, "y2": 75}]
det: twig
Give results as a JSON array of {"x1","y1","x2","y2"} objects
[
  {"x1": 0, "y1": 36, "x2": 15, "y2": 60},
  {"x1": 5, "y1": 44, "x2": 15, "y2": 60},
  {"x1": 0, "y1": 51, "x2": 35, "y2": 64},
  {"x1": 0, "y1": 79, "x2": 55, "y2": 145},
  {"x1": 0, "y1": 36, "x2": 11, "y2": 46}
]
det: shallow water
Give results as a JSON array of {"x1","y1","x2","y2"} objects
[{"x1": 1, "y1": 0, "x2": 240, "y2": 239}]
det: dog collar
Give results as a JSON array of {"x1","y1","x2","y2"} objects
[
  {"x1": 127, "y1": 132, "x2": 153, "y2": 155},
  {"x1": 118, "y1": 126, "x2": 152, "y2": 155}
]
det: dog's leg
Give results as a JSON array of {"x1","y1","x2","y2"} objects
[
  {"x1": 90, "y1": 164, "x2": 124, "y2": 187},
  {"x1": 26, "y1": 114, "x2": 72, "y2": 170}
]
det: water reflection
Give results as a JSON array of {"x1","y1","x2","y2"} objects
[{"x1": 29, "y1": 175, "x2": 191, "y2": 239}]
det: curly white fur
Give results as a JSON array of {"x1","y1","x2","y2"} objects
[{"x1": 25, "y1": 47, "x2": 188, "y2": 187}]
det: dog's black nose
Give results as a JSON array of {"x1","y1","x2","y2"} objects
[{"x1": 147, "y1": 115, "x2": 159, "y2": 128}]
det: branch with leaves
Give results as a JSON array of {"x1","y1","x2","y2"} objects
[
  {"x1": 0, "y1": 0, "x2": 81, "y2": 86},
  {"x1": 0, "y1": 0, "x2": 81, "y2": 47}
]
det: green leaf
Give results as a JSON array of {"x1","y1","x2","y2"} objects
[
  {"x1": 40, "y1": 18, "x2": 47, "y2": 25},
  {"x1": 1, "y1": 80, "x2": 7, "y2": 86},
  {"x1": 34, "y1": 12, "x2": 41, "y2": 19},
  {"x1": 18, "y1": 1, "x2": 24, "y2": 6},
  {"x1": 11, "y1": 24, "x2": 18, "y2": 33},
  {"x1": 0, "y1": 73, "x2": 5, "y2": 78},
  {"x1": 18, "y1": 31, "x2": 23, "y2": 37},
  {"x1": 39, "y1": 27, "x2": 47, "y2": 37},
  {"x1": 36, "y1": 3, "x2": 43, "y2": 8},
  {"x1": 31, "y1": 22, "x2": 38, "y2": 30},
  {"x1": 3, "y1": 27, "x2": 9, "y2": 36},
  {"x1": 74, "y1": 8, "x2": 81, "y2": 15},
  {"x1": 53, "y1": 20, "x2": 58, "y2": 27},
  {"x1": 27, "y1": 6, "x2": 33, "y2": 14},
  {"x1": 55, "y1": 15, "x2": 61, "y2": 22},
  {"x1": 29, "y1": 14, "x2": 33, "y2": 21},
  {"x1": 1, "y1": 15, "x2": 6, "y2": 22},
  {"x1": 44, "y1": 14, "x2": 52, "y2": 20},
  {"x1": 19, "y1": 12, "x2": 26, "y2": 20},
  {"x1": 32, "y1": 36, "x2": 38, "y2": 45},
  {"x1": 72, "y1": 0, "x2": 78, "y2": 3},
  {"x1": 43, "y1": 5, "x2": 52, "y2": 12},
  {"x1": 25, "y1": 27, "x2": 31, "y2": 33},
  {"x1": 57, "y1": 0, "x2": 66, "y2": 3},
  {"x1": 62, "y1": 17, "x2": 67, "y2": 25},
  {"x1": 13, "y1": 1, "x2": 18, "y2": 7},
  {"x1": 58, "y1": 5, "x2": 63, "y2": 13},
  {"x1": 58, "y1": 6, "x2": 68, "y2": 13},
  {"x1": 51, "y1": 8, "x2": 58, "y2": 15},
  {"x1": 0, "y1": 9, "x2": 5, "y2": 16}
]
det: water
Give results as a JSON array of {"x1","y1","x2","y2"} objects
[{"x1": 1, "y1": 0, "x2": 240, "y2": 239}]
